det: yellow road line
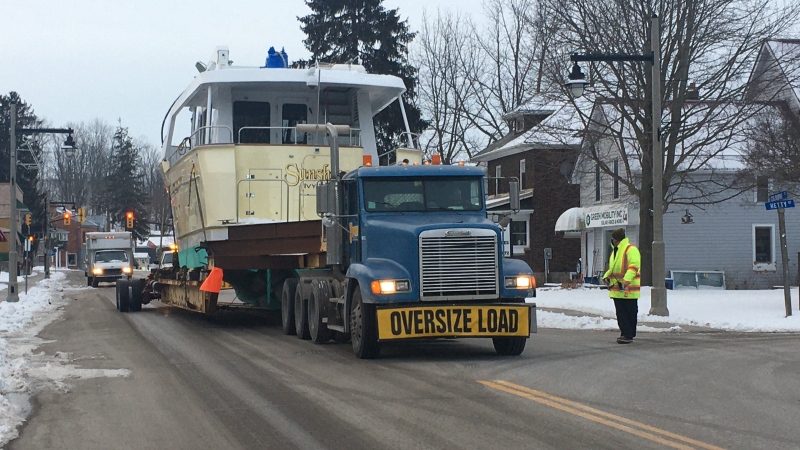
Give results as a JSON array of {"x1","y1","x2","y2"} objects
[{"x1": 479, "y1": 380, "x2": 725, "y2": 450}]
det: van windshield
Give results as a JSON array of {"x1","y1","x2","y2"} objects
[{"x1": 95, "y1": 250, "x2": 129, "y2": 263}]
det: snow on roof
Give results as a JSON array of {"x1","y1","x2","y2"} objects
[{"x1": 767, "y1": 39, "x2": 800, "y2": 106}]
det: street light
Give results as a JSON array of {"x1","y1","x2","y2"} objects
[
  {"x1": 564, "y1": 13, "x2": 668, "y2": 316},
  {"x1": 6, "y1": 103, "x2": 76, "y2": 301}
]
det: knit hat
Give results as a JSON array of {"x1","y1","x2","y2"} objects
[{"x1": 611, "y1": 228, "x2": 626, "y2": 242}]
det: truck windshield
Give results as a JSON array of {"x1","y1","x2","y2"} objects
[
  {"x1": 95, "y1": 250, "x2": 129, "y2": 263},
  {"x1": 363, "y1": 177, "x2": 483, "y2": 212}
]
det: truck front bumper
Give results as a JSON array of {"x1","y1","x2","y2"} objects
[{"x1": 375, "y1": 303, "x2": 536, "y2": 341}]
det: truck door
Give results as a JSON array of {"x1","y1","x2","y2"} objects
[{"x1": 344, "y1": 179, "x2": 361, "y2": 263}]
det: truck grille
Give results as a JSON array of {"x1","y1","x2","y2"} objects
[{"x1": 419, "y1": 229, "x2": 499, "y2": 300}]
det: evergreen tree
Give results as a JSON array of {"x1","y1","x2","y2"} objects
[
  {"x1": 1, "y1": 92, "x2": 47, "y2": 237},
  {"x1": 106, "y1": 123, "x2": 149, "y2": 240},
  {"x1": 298, "y1": 0, "x2": 426, "y2": 161}
]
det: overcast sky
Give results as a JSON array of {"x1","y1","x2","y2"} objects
[{"x1": 1, "y1": 0, "x2": 484, "y2": 148}]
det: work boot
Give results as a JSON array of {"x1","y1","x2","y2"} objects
[{"x1": 616, "y1": 336, "x2": 633, "y2": 344}]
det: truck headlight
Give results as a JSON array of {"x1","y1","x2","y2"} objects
[
  {"x1": 122, "y1": 267, "x2": 133, "y2": 274},
  {"x1": 505, "y1": 276, "x2": 534, "y2": 289},
  {"x1": 92, "y1": 268, "x2": 104, "y2": 275},
  {"x1": 371, "y1": 279, "x2": 411, "y2": 294}
]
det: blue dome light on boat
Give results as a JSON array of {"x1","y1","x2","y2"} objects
[{"x1": 263, "y1": 46, "x2": 288, "y2": 68}]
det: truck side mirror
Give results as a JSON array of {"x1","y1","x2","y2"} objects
[{"x1": 509, "y1": 180, "x2": 520, "y2": 211}]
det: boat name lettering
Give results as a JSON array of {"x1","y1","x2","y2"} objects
[{"x1": 285, "y1": 163, "x2": 331, "y2": 187}]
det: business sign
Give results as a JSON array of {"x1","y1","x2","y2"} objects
[
  {"x1": 769, "y1": 191, "x2": 788, "y2": 202},
  {"x1": 585, "y1": 207, "x2": 628, "y2": 228},
  {"x1": 765, "y1": 199, "x2": 795, "y2": 210}
]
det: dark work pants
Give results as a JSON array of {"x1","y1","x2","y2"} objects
[{"x1": 613, "y1": 298, "x2": 638, "y2": 338}]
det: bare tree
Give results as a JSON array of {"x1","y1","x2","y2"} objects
[
  {"x1": 743, "y1": 106, "x2": 800, "y2": 189},
  {"x1": 545, "y1": 0, "x2": 800, "y2": 285}
]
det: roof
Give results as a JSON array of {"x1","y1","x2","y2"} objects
[
  {"x1": 472, "y1": 95, "x2": 593, "y2": 163},
  {"x1": 486, "y1": 188, "x2": 534, "y2": 209}
]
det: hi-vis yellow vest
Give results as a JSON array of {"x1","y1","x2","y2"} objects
[{"x1": 603, "y1": 237, "x2": 641, "y2": 299}]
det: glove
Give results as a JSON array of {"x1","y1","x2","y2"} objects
[
  {"x1": 602, "y1": 277, "x2": 610, "y2": 286},
  {"x1": 622, "y1": 281, "x2": 630, "y2": 290}
]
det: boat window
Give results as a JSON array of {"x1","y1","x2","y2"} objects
[
  {"x1": 234, "y1": 101, "x2": 271, "y2": 144},
  {"x1": 282, "y1": 104, "x2": 308, "y2": 144}
]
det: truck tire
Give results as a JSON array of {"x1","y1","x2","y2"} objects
[
  {"x1": 115, "y1": 281, "x2": 121, "y2": 310},
  {"x1": 350, "y1": 288, "x2": 380, "y2": 359},
  {"x1": 294, "y1": 283, "x2": 311, "y2": 340},
  {"x1": 128, "y1": 279, "x2": 144, "y2": 312},
  {"x1": 308, "y1": 282, "x2": 331, "y2": 344},
  {"x1": 492, "y1": 337, "x2": 527, "y2": 356},
  {"x1": 281, "y1": 278, "x2": 298, "y2": 335},
  {"x1": 92, "y1": 277, "x2": 99, "y2": 288},
  {"x1": 118, "y1": 279, "x2": 130, "y2": 312}
]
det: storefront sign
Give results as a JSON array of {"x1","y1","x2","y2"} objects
[{"x1": 585, "y1": 207, "x2": 628, "y2": 228}]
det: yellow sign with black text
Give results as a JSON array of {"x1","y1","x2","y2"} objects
[{"x1": 376, "y1": 305, "x2": 530, "y2": 340}]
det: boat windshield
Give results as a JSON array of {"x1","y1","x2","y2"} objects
[
  {"x1": 362, "y1": 177, "x2": 483, "y2": 212},
  {"x1": 94, "y1": 250, "x2": 129, "y2": 263}
]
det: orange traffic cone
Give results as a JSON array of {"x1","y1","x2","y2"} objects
[{"x1": 200, "y1": 267, "x2": 224, "y2": 294}]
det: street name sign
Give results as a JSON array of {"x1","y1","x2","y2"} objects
[
  {"x1": 765, "y1": 199, "x2": 795, "y2": 210},
  {"x1": 769, "y1": 191, "x2": 788, "y2": 202}
]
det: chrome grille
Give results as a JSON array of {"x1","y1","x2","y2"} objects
[{"x1": 419, "y1": 229, "x2": 499, "y2": 300}]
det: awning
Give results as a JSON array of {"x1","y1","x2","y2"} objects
[{"x1": 555, "y1": 207, "x2": 585, "y2": 232}]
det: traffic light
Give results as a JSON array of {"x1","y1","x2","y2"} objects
[
  {"x1": 63, "y1": 211, "x2": 71, "y2": 226},
  {"x1": 28, "y1": 235, "x2": 34, "y2": 243},
  {"x1": 125, "y1": 211, "x2": 134, "y2": 230},
  {"x1": 78, "y1": 207, "x2": 86, "y2": 223},
  {"x1": 24, "y1": 214, "x2": 31, "y2": 226}
]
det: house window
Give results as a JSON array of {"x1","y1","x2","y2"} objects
[
  {"x1": 756, "y1": 176, "x2": 769, "y2": 203},
  {"x1": 613, "y1": 159, "x2": 620, "y2": 199},
  {"x1": 595, "y1": 163, "x2": 601, "y2": 202},
  {"x1": 511, "y1": 221, "x2": 527, "y2": 246},
  {"x1": 519, "y1": 159, "x2": 526, "y2": 190},
  {"x1": 753, "y1": 225, "x2": 776, "y2": 271},
  {"x1": 495, "y1": 165, "x2": 501, "y2": 195}
]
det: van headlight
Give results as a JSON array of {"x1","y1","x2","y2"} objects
[
  {"x1": 505, "y1": 276, "x2": 534, "y2": 289},
  {"x1": 122, "y1": 267, "x2": 133, "y2": 274},
  {"x1": 92, "y1": 268, "x2": 104, "y2": 275},
  {"x1": 371, "y1": 279, "x2": 411, "y2": 294}
]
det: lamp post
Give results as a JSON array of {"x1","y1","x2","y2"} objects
[
  {"x1": 565, "y1": 13, "x2": 668, "y2": 316},
  {"x1": 6, "y1": 104, "x2": 75, "y2": 300}
]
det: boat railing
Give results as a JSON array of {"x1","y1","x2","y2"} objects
[
  {"x1": 396, "y1": 131, "x2": 420, "y2": 150},
  {"x1": 237, "y1": 126, "x2": 362, "y2": 146},
  {"x1": 190, "y1": 126, "x2": 234, "y2": 147}
]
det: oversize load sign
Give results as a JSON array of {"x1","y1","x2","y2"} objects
[{"x1": 376, "y1": 305, "x2": 531, "y2": 340}]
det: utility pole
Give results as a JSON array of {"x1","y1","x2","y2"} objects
[{"x1": 7, "y1": 104, "x2": 20, "y2": 302}]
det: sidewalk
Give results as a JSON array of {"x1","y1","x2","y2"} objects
[{"x1": 537, "y1": 306, "x2": 724, "y2": 332}]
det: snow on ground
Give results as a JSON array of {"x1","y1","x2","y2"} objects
[
  {"x1": 532, "y1": 284, "x2": 800, "y2": 332},
  {"x1": 0, "y1": 268, "x2": 129, "y2": 447},
  {"x1": 0, "y1": 272, "x2": 799, "y2": 446}
]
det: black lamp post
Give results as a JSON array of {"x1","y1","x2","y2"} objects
[
  {"x1": 565, "y1": 14, "x2": 668, "y2": 316},
  {"x1": 6, "y1": 103, "x2": 76, "y2": 300}
]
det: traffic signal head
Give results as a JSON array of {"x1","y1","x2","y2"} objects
[
  {"x1": 28, "y1": 235, "x2": 34, "y2": 242},
  {"x1": 24, "y1": 214, "x2": 31, "y2": 226},
  {"x1": 126, "y1": 211, "x2": 135, "y2": 230},
  {"x1": 63, "y1": 211, "x2": 71, "y2": 226},
  {"x1": 78, "y1": 207, "x2": 86, "y2": 223}
]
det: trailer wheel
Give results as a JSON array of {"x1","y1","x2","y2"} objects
[
  {"x1": 129, "y1": 279, "x2": 144, "y2": 312},
  {"x1": 294, "y1": 282, "x2": 311, "y2": 340},
  {"x1": 281, "y1": 278, "x2": 298, "y2": 335},
  {"x1": 118, "y1": 279, "x2": 130, "y2": 312},
  {"x1": 350, "y1": 288, "x2": 380, "y2": 359},
  {"x1": 492, "y1": 337, "x2": 527, "y2": 356},
  {"x1": 309, "y1": 282, "x2": 331, "y2": 344}
]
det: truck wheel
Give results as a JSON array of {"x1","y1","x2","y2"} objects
[
  {"x1": 118, "y1": 279, "x2": 130, "y2": 312},
  {"x1": 129, "y1": 279, "x2": 144, "y2": 312},
  {"x1": 281, "y1": 279, "x2": 298, "y2": 335},
  {"x1": 92, "y1": 277, "x2": 99, "y2": 288},
  {"x1": 294, "y1": 283, "x2": 311, "y2": 340},
  {"x1": 308, "y1": 282, "x2": 331, "y2": 344},
  {"x1": 492, "y1": 337, "x2": 527, "y2": 356},
  {"x1": 350, "y1": 288, "x2": 380, "y2": 359},
  {"x1": 115, "y1": 281, "x2": 121, "y2": 310}
]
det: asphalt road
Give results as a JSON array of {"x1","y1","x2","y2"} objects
[{"x1": 10, "y1": 271, "x2": 800, "y2": 449}]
